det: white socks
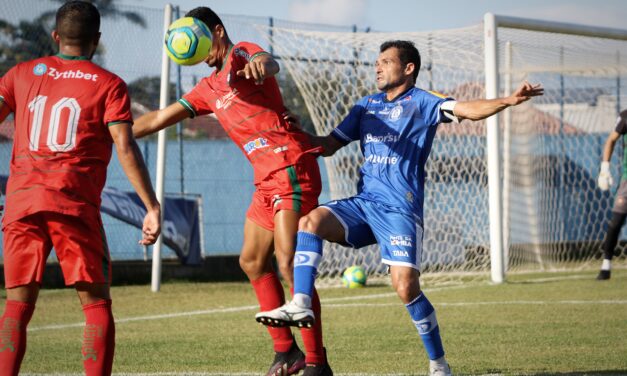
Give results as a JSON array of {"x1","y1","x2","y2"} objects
[
  {"x1": 292, "y1": 293, "x2": 312, "y2": 308},
  {"x1": 601, "y1": 259, "x2": 611, "y2": 271}
]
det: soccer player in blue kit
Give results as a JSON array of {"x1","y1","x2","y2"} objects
[{"x1": 256, "y1": 40, "x2": 543, "y2": 376}]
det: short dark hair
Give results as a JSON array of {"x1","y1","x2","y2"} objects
[
  {"x1": 55, "y1": 1, "x2": 100, "y2": 46},
  {"x1": 185, "y1": 7, "x2": 225, "y2": 32},
  {"x1": 380, "y1": 40, "x2": 421, "y2": 82}
]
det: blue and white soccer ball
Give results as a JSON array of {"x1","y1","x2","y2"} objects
[
  {"x1": 164, "y1": 17, "x2": 212, "y2": 66},
  {"x1": 342, "y1": 265, "x2": 367, "y2": 288}
]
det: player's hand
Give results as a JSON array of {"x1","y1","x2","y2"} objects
[
  {"x1": 140, "y1": 207, "x2": 161, "y2": 245},
  {"x1": 507, "y1": 81, "x2": 544, "y2": 105},
  {"x1": 598, "y1": 161, "x2": 613, "y2": 191},
  {"x1": 283, "y1": 110, "x2": 302, "y2": 130},
  {"x1": 236, "y1": 59, "x2": 267, "y2": 85}
]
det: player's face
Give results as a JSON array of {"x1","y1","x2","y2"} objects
[
  {"x1": 375, "y1": 47, "x2": 406, "y2": 92},
  {"x1": 204, "y1": 25, "x2": 226, "y2": 68}
]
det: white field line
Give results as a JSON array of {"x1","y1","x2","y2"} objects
[{"x1": 28, "y1": 272, "x2": 620, "y2": 332}]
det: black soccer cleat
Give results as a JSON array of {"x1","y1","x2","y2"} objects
[
  {"x1": 596, "y1": 270, "x2": 611, "y2": 280},
  {"x1": 302, "y1": 347, "x2": 333, "y2": 376},
  {"x1": 265, "y1": 342, "x2": 306, "y2": 376}
]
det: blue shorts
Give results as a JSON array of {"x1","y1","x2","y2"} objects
[{"x1": 322, "y1": 196, "x2": 423, "y2": 270}]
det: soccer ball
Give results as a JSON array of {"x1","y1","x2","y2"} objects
[
  {"x1": 342, "y1": 265, "x2": 367, "y2": 288},
  {"x1": 164, "y1": 17, "x2": 212, "y2": 66}
]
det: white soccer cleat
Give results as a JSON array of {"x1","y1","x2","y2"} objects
[
  {"x1": 255, "y1": 300, "x2": 315, "y2": 328},
  {"x1": 429, "y1": 361, "x2": 452, "y2": 376}
]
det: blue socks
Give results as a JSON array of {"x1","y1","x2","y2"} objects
[
  {"x1": 293, "y1": 231, "x2": 323, "y2": 300},
  {"x1": 406, "y1": 293, "x2": 445, "y2": 360}
]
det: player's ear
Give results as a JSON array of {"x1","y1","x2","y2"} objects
[
  {"x1": 404, "y1": 62, "x2": 415, "y2": 78},
  {"x1": 213, "y1": 24, "x2": 225, "y2": 40},
  {"x1": 51, "y1": 30, "x2": 61, "y2": 44}
]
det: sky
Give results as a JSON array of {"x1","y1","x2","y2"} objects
[{"x1": 116, "y1": 0, "x2": 627, "y2": 32}]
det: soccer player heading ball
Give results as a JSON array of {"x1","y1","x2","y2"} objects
[
  {"x1": 256, "y1": 40, "x2": 543, "y2": 376},
  {"x1": 0, "y1": 1, "x2": 161, "y2": 375},
  {"x1": 133, "y1": 6, "x2": 331, "y2": 376}
]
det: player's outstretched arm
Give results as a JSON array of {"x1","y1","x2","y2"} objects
[
  {"x1": 236, "y1": 53, "x2": 280, "y2": 85},
  {"x1": 282, "y1": 111, "x2": 344, "y2": 157},
  {"x1": 453, "y1": 81, "x2": 544, "y2": 121},
  {"x1": 133, "y1": 102, "x2": 190, "y2": 139},
  {"x1": 110, "y1": 122, "x2": 161, "y2": 245}
]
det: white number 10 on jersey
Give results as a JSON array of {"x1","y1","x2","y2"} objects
[{"x1": 28, "y1": 95, "x2": 80, "y2": 152}]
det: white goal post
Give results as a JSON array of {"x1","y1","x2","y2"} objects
[{"x1": 484, "y1": 14, "x2": 627, "y2": 283}]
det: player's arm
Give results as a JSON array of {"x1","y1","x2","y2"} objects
[
  {"x1": 310, "y1": 134, "x2": 344, "y2": 157},
  {"x1": 282, "y1": 111, "x2": 344, "y2": 157},
  {"x1": 0, "y1": 100, "x2": 11, "y2": 123},
  {"x1": 109, "y1": 122, "x2": 161, "y2": 244},
  {"x1": 597, "y1": 130, "x2": 621, "y2": 191},
  {"x1": 450, "y1": 81, "x2": 544, "y2": 121},
  {"x1": 602, "y1": 131, "x2": 621, "y2": 162},
  {"x1": 236, "y1": 52, "x2": 280, "y2": 85},
  {"x1": 133, "y1": 102, "x2": 190, "y2": 139}
]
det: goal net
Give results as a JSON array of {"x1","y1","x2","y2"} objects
[{"x1": 260, "y1": 20, "x2": 627, "y2": 284}]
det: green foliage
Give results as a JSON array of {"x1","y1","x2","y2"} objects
[
  {"x1": 127, "y1": 76, "x2": 177, "y2": 110},
  {"x1": 0, "y1": 0, "x2": 145, "y2": 76},
  {"x1": 7, "y1": 270, "x2": 627, "y2": 375}
]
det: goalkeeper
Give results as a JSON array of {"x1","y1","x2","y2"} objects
[
  {"x1": 256, "y1": 40, "x2": 543, "y2": 376},
  {"x1": 596, "y1": 109, "x2": 627, "y2": 280}
]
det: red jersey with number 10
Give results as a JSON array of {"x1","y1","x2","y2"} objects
[
  {"x1": 0, "y1": 55, "x2": 133, "y2": 227},
  {"x1": 180, "y1": 42, "x2": 320, "y2": 184}
]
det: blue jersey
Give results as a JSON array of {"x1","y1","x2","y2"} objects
[{"x1": 331, "y1": 87, "x2": 453, "y2": 219}]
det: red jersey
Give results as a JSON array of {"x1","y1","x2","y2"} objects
[
  {"x1": 0, "y1": 54, "x2": 133, "y2": 227},
  {"x1": 180, "y1": 42, "x2": 319, "y2": 184}
]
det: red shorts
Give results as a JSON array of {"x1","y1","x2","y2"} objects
[
  {"x1": 247, "y1": 153, "x2": 322, "y2": 231},
  {"x1": 2, "y1": 210, "x2": 111, "y2": 288}
]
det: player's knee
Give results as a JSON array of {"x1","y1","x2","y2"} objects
[
  {"x1": 298, "y1": 211, "x2": 323, "y2": 234},
  {"x1": 239, "y1": 254, "x2": 264, "y2": 276},
  {"x1": 394, "y1": 278, "x2": 421, "y2": 304}
]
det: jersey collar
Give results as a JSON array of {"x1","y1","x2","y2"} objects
[
  {"x1": 384, "y1": 86, "x2": 414, "y2": 103},
  {"x1": 56, "y1": 53, "x2": 89, "y2": 60}
]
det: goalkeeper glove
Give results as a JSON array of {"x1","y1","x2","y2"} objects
[{"x1": 598, "y1": 161, "x2": 613, "y2": 191}]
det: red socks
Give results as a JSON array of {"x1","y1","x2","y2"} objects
[
  {"x1": 81, "y1": 299, "x2": 115, "y2": 376},
  {"x1": 251, "y1": 272, "x2": 295, "y2": 352},
  {"x1": 293, "y1": 287, "x2": 325, "y2": 365},
  {"x1": 0, "y1": 300, "x2": 35, "y2": 376}
]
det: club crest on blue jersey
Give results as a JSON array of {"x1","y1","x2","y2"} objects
[
  {"x1": 33, "y1": 63, "x2": 47, "y2": 76},
  {"x1": 389, "y1": 105, "x2": 403, "y2": 121},
  {"x1": 243, "y1": 137, "x2": 269, "y2": 154}
]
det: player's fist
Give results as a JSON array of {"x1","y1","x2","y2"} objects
[{"x1": 598, "y1": 161, "x2": 613, "y2": 191}]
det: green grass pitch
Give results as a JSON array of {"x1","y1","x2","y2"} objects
[{"x1": 4, "y1": 270, "x2": 626, "y2": 375}]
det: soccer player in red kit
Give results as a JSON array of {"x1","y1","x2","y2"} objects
[
  {"x1": 132, "y1": 6, "x2": 330, "y2": 376},
  {"x1": 0, "y1": 2, "x2": 161, "y2": 375}
]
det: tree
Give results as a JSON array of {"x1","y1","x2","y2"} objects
[
  {"x1": 0, "y1": 0, "x2": 145, "y2": 75},
  {"x1": 127, "y1": 76, "x2": 176, "y2": 111}
]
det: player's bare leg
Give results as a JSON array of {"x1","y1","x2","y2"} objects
[
  {"x1": 241, "y1": 218, "x2": 305, "y2": 376},
  {"x1": 391, "y1": 266, "x2": 451, "y2": 376},
  {"x1": 0, "y1": 283, "x2": 38, "y2": 376}
]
